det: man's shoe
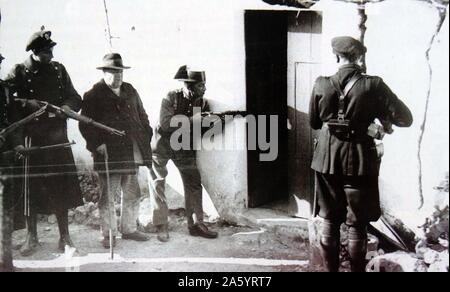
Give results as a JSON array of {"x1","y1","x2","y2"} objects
[
  {"x1": 189, "y1": 223, "x2": 218, "y2": 239},
  {"x1": 101, "y1": 236, "x2": 116, "y2": 249},
  {"x1": 122, "y1": 231, "x2": 150, "y2": 242},
  {"x1": 58, "y1": 235, "x2": 75, "y2": 252},
  {"x1": 157, "y1": 225, "x2": 170, "y2": 243}
]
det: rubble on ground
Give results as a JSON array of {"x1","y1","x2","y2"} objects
[
  {"x1": 367, "y1": 174, "x2": 449, "y2": 272},
  {"x1": 366, "y1": 251, "x2": 428, "y2": 272}
]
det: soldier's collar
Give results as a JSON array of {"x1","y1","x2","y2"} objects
[
  {"x1": 182, "y1": 87, "x2": 191, "y2": 99},
  {"x1": 24, "y1": 55, "x2": 42, "y2": 74},
  {"x1": 182, "y1": 87, "x2": 201, "y2": 101},
  {"x1": 338, "y1": 63, "x2": 362, "y2": 71}
]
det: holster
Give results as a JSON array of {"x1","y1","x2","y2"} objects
[{"x1": 327, "y1": 118, "x2": 351, "y2": 139}]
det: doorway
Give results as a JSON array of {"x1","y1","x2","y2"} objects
[
  {"x1": 245, "y1": 10, "x2": 322, "y2": 215},
  {"x1": 245, "y1": 10, "x2": 289, "y2": 208}
]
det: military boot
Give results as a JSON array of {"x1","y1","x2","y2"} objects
[
  {"x1": 20, "y1": 233, "x2": 40, "y2": 257},
  {"x1": 348, "y1": 239, "x2": 368, "y2": 273},
  {"x1": 320, "y1": 238, "x2": 340, "y2": 272}
]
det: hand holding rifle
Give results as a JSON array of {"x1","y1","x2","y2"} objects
[
  {"x1": 15, "y1": 98, "x2": 126, "y2": 137},
  {"x1": 201, "y1": 110, "x2": 247, "y2": 125},
  {"x1": 2, "y1": 141, "x2": 76, "y2": 159},
  {"x1": 0, "y1": 106, "x2": 47, "y2": 142}
]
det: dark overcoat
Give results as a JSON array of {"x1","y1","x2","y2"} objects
[
  {"x1": 4, "y1": 56, "x2": 83, "y2": 214},
  {"x1": 80, "y1": 80, "x2": 153, "y2": 174},
  {"x1": 1, "y1": 81, "x2": 22, "y2": 153},
  {"x1": 1, "y1": 82, "x2": 26, "y2": 230},
  {"x1": 309, "y1": 64, "x2": 413, "y2": 177}
]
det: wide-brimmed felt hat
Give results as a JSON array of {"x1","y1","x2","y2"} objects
[
  {"x1": 174, "y1": 65, "x2": 206, "y2": 83},
  {"x1": 26, "y1": 30, "x2": 57, "y2": 52},
  {"x1": 96, "y1": 53, "x2": 131, "y2": 70}
]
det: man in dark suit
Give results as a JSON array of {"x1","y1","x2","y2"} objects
[{"x1": 309, "y1": 36, "x2": 413, "y2": 272}]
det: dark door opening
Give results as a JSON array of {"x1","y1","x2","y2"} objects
[{"x1": 245, "y1": 10, "x2": 289, "y2": 208}]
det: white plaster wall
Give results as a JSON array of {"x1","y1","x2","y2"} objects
[
  {"x1": 0, "y1": 0, "x2": 292, "y2": 222},
  {"x1": 314, "y1": 0, "x2": 449, "y2": 233},
  {"x1": 1, "y1": 0, "x2": 448, "y2": 228}
]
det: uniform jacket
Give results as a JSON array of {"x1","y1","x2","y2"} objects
[
  {"x1": 80, "y1": 80, "x2": 153, "y2": 174},
  {"x1": 4, "y1": 56, "x2": 83, "y2": 213},
  {"x1": 1, "y1": 82, "x2": 22, "y2": 153},
  {"x1": 309, "y1": 64, "x2": 413, "y2": 176},
  {"x1": 152, "y1": 88, "x2": 210, "y2": 158}
]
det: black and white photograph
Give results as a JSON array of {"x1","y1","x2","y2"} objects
[{"x1": 0, "y1": 0, "x2": 449, "y2": 275}]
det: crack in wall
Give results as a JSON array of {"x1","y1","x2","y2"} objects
[
  {"x1": 357, "y1": 5, "x2": 368, "y2": 72},
  {"x1": 417, "y1": 3, "x2": 448, "y2": 209},
  {"x1": 315, "y1": 0, "x2": 449, "y2": 210}
]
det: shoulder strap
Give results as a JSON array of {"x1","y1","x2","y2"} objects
[{"x1": 330, "y1": 74, "x2": 363, "y2": 120}]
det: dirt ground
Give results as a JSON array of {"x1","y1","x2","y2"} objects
[{"x1": 11, "y1": 212, "x2": 318, "y2": 272}]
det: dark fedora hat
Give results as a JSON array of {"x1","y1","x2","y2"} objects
[
  {"x1": 96, "y1": 53, "x2": 131, "y2": 70},
  {"x1": 174, "y1": 65, "x2": 206, "y2": 83},
  {"x1": 26, "y1": 30, "x2": 57, "y2": 53}
]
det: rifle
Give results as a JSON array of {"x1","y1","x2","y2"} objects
[
  {"x1": 0, "y1": 106, "x2": 47, "y2": 141},
  {"x1": 200, "y1": 111, "x2": 247, "y2": 127},
  {"x1": 15, "y1": 99, "x2": 126, "y2": 137},
  {"x1": 1, "y1": 141, "x2": 76, "y2": 158},
  {"x1": 201, "y1": 110, "x2": 247, "y2": 117}
]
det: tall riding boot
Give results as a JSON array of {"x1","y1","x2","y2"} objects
[
  {"x1": 320, "y1": 220, "x2": 341, "y2": 272},
  {"x1": 56, "y1": 210, "x2": 75, "y2": 252},
  {"x1": 320, "y1": 237, "x2": 340, "y2": 272},
  {"x1": 348, "y1": 226, "x2": 368, "y2": 273},
  {"x1": 20, "y1": 213, "x2": 40, "y2": 257}
]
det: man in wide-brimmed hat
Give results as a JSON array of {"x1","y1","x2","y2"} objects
[
  {"x1": 309, "y1": 36, "x2": 413, "y2": 272},
  {"x1": 150, "y1": 65, "x2": 218, "y2": 242},
  {"x1": 4, "y1": 30, "x2": 83, "y2": 256},
  {"x1": 80, "y1": 53, "x2": 153, "y2": 248}
]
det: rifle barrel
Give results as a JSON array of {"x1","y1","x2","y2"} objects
[{"x1": 1, "y1": 141, "x2": 76, "y2": 157}]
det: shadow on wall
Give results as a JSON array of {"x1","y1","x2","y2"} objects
[{"x1": 287, "y1": 106, "x2": 316, "y2": 219}]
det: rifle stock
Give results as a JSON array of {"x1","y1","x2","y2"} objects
[
  {"x1": 0, "y1": 106, "x2": 47, "y2": 139},
  {"x1": 15, "y1": 99, "x2": 125, "y2": 137}
]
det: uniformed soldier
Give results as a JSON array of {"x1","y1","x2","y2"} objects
[
  {"x1": 309, "y1": 36, "x2": 413, "y2": 272},
  {"x1": 4, "y1": 30, "x2": 83, "y2": 256},
  {"x1": 80, "y1": 53, "x2": 153, "y2": 248},
  {"x1": 1, "y1": 53, "x2": 24, "y2": 271},
  {"x1": 150, "y1": 65, "x2": 218, "y2": 242}
]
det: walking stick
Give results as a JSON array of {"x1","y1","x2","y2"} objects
[{"x1": 103, "y1": 145, "x2": 114, "y2": 260}]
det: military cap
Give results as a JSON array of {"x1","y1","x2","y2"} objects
[
  {"x1": 174, "y1": 65, "x2": 206, "y2": 83},
  {"x1": 331, "y1": 36, "x2": 367, "y2": 58},
  {"x1": 96, "y1": 53, "x2": 131, "y2": 70},
  {"x1": 26, "y1": 30, "x2": 57, "y2": 52}
]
